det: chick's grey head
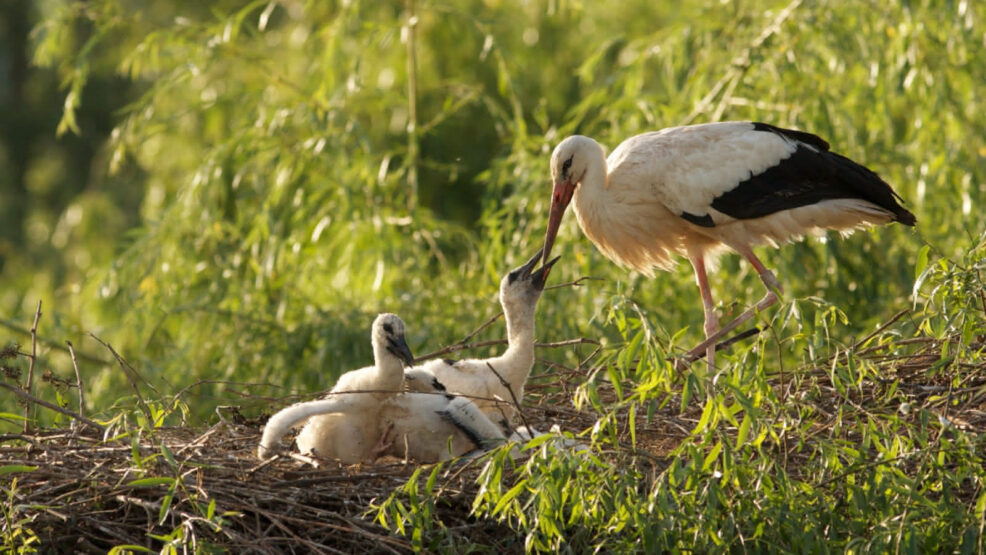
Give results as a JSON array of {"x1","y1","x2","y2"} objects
[
  {"x1": 372, "y1": 313, "x2": 414, "y2": 366},
  {"x1": 499, "y1": 247, "x2": 560, "y2": 311}
]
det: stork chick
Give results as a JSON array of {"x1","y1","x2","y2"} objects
[
  {"x1": 257, "y1": 313, "x2": 413, "y2": 460},
  {"x1": 259, "y1": 391, "x2": 511, "y2": 463},
  {"x1": 330, "y1": 313, "x2": 413, "y2": 397},
  {"x1": 541, "y1": 122, "x2": 915, "y2": 371},
  {"x1": 376, "y1": 393, "x2": 511, "y2": 462},
  {"x1": 404, "y1": 248, "x2": 559, "y2": 426}
]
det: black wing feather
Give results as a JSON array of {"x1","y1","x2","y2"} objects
[
  {"x1": 437, "y1": 403, "x2": 485, "y2": 448},
  {"x1": 708, "y1": 124, "x2": 916, "y2": 225}
]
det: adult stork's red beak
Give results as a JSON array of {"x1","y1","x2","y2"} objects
[{"x1": 542, "y1": 178, "x2": 576, "y2": 265}]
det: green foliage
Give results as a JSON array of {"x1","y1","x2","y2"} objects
[
  {"x1": 4, "y1": 0, "x2": 986, "y2": 550},
  {"x1": 376, "y1": 464, "x2": 454, "y2": 551},
  {"x1": 1, "y1": 477, "x2": 41, "y2": 554},
  {"x1": 9, "y1": 0, "x2": 985, "y2": 422},
  {"x1": 379, "y1": 242, "x2": 986, "y2": 551}
]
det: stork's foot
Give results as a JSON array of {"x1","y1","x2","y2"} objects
[
  {"x1": 371, "y1": 422, "x2": 396, "y2": 461},
  {"x1": 760, "y1": 269, "x2": 784, "y2": 296},
  {"x1": 673, "y1": 326, "x2": 764, "y2": 371},
  {"x1": 685, "y1": 289, "x2": 777, "y2": 362}
]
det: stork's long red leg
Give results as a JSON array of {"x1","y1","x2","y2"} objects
[
  {"x1": 689, "y1": 255, "x2": 718, "y2": 373},
  {"x1": 685, "y1": 249, "x2": 780, "y2": 363}
]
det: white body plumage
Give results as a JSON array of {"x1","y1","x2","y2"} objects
[{"x1": 542, "y1": 121, "x2": 915, "y2": 368}]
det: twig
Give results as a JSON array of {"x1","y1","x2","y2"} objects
[
  {"x1": 847, "y1": 308, "x2": 910, "y2": 354},
  {"x1": 545, "y1": 276, "x2": 604, "y2": 290},
  {"x1": 65, "y1": 341, "x2": 86, "y2": 420},
  {"x1": 247, "y1": 453, "x2": 281, "y2": 475},
  {"x1": 535, "y1": 337, "x2": 601, "y2": 349},
  {"x1": 415, "y1": 337, "x2": 600, "y2": 364},
  {"x1": 484, "y1": 362, "x2": 533, "y2": 436},
  {"x1": 673, "y1": 327, "x2": 762, "y2": 368},
  {"x1": 457, "y1": 312, "x2": 503, "y2": 346},
  {"x1": 89, "y1": 333, "x2": 155, "y2": 425},
  {"x1": 413, "y1": 339, "x2": 506, "y2": 363},
  {"x1": 0, "y1": 381, "x2": 103, "y2": 430},
  {"x1": 717, "y1": 327, "x2": 761, "y2": 352},
  {"x1": 0, "y1": 316, "x2": 108, "y2": 366},
  {"x1": 24, "y1": 300, "x2": 42, "y2": 433},
  {"x1": 169, "y1": 379, "x2": 286, "y2": 409}
]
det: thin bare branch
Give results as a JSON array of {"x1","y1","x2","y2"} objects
[
  {"x1": 545, "y1": 275, "x2": 605, "y2": 290},
  {"x1": 24, "y1": 300, "x2": 42, "y2": 432},
  {"x1": 0, "y1": 381, "x2": 103, "y2": 430},
  {"x1": 535, "y1": 337, "x2": 600, "y2": 349},
  {"x1": 65, "y1": 340, "x2": 87, "y2": 420},
  {"x1": 457, "y1": 312, "x2": 503, "y2": 346},
  {"x1": 89, "y1": 333, "x2": 155, "y2": 424},
  {"x1": 0, "y1": 316, "x2": 109, "y2": 366},
  {"x1": 849, "y1": 308, "x2": 910, "y2": 353},
  {"x1": 413, "y1": 339, "x2": 506, "y2": 363},
  {"x1": 484, "y1": 361, "x2": 533, "y2": 436}
]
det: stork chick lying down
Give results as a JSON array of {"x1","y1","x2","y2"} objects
[
  {"x1": 257, "y1": 391, "x2": 514, "y2": 463},
  {"x1": 257, "y1": 311, "x2": 412, "y2": 460}
]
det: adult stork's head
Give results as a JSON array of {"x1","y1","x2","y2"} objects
[
  {"x1": 543, "y1": 135, "x2": 605, "y2": 264},
  {"x1": 371, "y1": 313, "x2": 415, "y2": 366}
]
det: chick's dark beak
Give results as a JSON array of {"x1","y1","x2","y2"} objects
[
  {"x1": 517, "y1": 247, "x2": 544, "y2": 279},
  {"x1": 386, "y1": 336, "x2": 415, "y2": 366},
  {"x1": 531, "y1": 255, "x2": 560, "y2": 291}
]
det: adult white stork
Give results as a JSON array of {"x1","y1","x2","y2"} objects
[
  {"x1": 404, "y1": 248, "x2": 558, "y2": 426},
  {"x1": 541, "y1": 121, "x2": 916, "y2": 369}
]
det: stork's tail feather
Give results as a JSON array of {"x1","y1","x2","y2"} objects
[
  {"x1": 749, "y1": 122, "x2": 917, "y2": 227},
  {"x1": 257, "y1": 398, "x2": 349, "y2": 459},
  {"x1": 825, "y1": 150, "x2": 916, "y2": 226}
]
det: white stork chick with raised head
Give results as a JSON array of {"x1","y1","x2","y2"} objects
[
  {"x1": 403, "y1": 248, "x2": 558, "y2": 426},
  {"x1": 541, "y1": 122, "x2": 916, "y2": 369},
  {"x1": 257, "y1": 313, "x2": 414, "y2": 460}
]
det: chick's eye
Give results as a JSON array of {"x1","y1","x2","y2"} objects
[{"x1": 383, "y1": 323, "x2": 394, "y2": 334}]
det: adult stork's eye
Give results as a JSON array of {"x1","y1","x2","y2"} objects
[{"x1": 562, "y1": 156, "x2": 573, "y2": 173}]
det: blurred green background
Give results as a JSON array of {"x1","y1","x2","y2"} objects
[{"x1": 1, "y1": 0, "x2": 982, "y2": 423}]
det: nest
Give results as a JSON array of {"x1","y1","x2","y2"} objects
[
  {"x1": 3, "y1": 309, "x2": 986, "y2": 552},
  {"x1": 0, "y1": 376, "x2": 691, "y2": 554}
]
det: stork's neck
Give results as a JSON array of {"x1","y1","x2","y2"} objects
[
  {"x1": 572, "y1": 141, "x2": 613, "y2": 241},
  {"x1": 579, "y1": 139, "x2": 609, "y2": 195},
  {"x1": 497, "y1": 303, "x2": 537, "y2": 390},
  {"x1": 371, "y1": 341, "x2": 406, "y2": 391}
]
